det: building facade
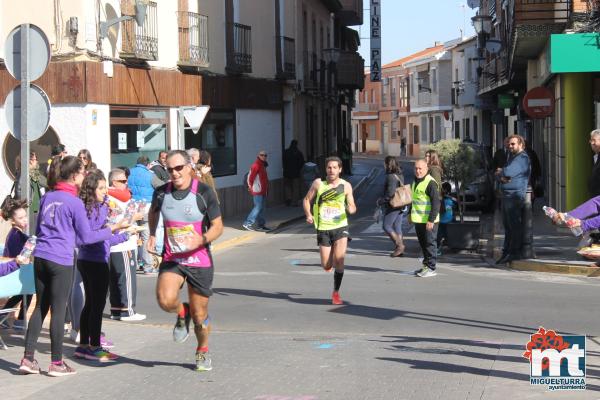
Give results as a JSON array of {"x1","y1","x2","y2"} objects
[{"x1": 0, "y1": 0, "x2": 363, "y2": 217}]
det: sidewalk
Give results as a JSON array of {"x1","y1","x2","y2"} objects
[{"x1": 488, "y1": 202, "x2": 600, "y2": 277}]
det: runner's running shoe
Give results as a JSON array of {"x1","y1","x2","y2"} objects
[
  {"x1": 18, "y1": 358, "x2": 40, "y2": 374},
  {"x1": 416, "y1": 266, "x2": 437, "y2": 278},
  {"x1": 73, "y1": 346, "x2": 91, "y2": 359},
  {"x1": 332, "y1": 291, "x2": 343, "y2": 305},
  {"x1": 85, "y1": 347, "x2": 118, "y2": 362},
  {"x1": 173, "y1": 302, "x2": 191, "y2": 343},
  {"x1": 195, "y1": 351, "x2": 212, "y2": 372}
]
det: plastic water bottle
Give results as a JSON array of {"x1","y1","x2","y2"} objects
[
  {"x1": 542, "y1": 206, "x2": 558, "y2": 220},
  {"x1": 19, "y1": 236, "x2": 37, "y2": 259},
  {"x1": 563, "y1": 214, "x2": 584, "y2": 237}
]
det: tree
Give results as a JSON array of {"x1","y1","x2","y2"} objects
[{"x1": 427, "y1": 139, "x2": 480, "y2": 222}]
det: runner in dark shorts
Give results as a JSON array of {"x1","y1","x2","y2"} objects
[
  {"x1": 147, "y1": 150, "x2": 223, "y2": 372},
  {"x1": 303, "y1": 156, "x2": 357, "y2": 305}
]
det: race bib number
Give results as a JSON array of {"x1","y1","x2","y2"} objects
[
  {"x1": 320, "y1": 206, "x2": 342, "y2": 222},
  {"x1": 166, "y1": 225, "x2": 195, "y2": 254}
]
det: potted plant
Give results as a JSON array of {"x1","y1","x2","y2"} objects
[{"x1": 426, "y1": 139, "x2": 481, "y2": 249}]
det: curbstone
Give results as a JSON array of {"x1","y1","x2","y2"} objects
[{"x1": 510, "y1": 259, "x2": 600, "y2": 277}]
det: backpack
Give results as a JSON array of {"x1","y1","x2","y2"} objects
[
  {"x1": 242, "y1": 171, "x2": 249, "y2": 188},
  {"x1": 389, "y1": 174, "x2": 412, "y2": 208}
]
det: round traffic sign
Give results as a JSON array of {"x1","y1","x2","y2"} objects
[
  {"x1": 523, "y1": 86, "x2": 555, "y2": 119},
  {"x1": 4, "y1": 24, "x2": 50, "y2": 81},
  {"x1": 4, "y1": 84, "x2": 51, "y2": 141}
]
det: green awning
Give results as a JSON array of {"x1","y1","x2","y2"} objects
[{"x1": 551, "y1": 33, "x2": 600, "y2": 73}]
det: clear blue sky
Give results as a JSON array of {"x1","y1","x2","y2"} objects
[{"x1": 353, "y1": 0, "x2": 478, "y2": 65}]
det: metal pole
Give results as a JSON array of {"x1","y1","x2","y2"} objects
[{"x1": 20, "y1": 23, "x2": 31, "y2": 235}]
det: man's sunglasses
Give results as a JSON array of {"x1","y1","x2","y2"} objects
[{"x1": 167, "y1": 164, "x2": 187, "y2": 173}]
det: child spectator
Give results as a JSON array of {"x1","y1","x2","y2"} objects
[
  {"x1": 73, "y1": 170, "x2": 129, "y2": 362},
  {"x1": 0, "y1": 198, "x2": 32, "y2": 329},
  {"x1": 437, "y1": 182, "x2": 456, "y2": 255}
]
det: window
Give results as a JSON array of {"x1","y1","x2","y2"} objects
[
  {"x1": 434, "y1": 116, "x2": 442, "y2": 142},
  {"x1": 464, "y1": 118, "x2": 471, "y2": 141},
  {"x1": 421, "y1": 116, "x2": 428, "y2": 143},
  {"x1": 185, "y1": 110, "x2": 237, "y2": 177},
  {"x1": 413, "y1": 124, "x2": 419, "y2": 144},
  {"x1": 474, "y1": 115, "x2": 478, "y2": 142},
  {"x1": 390, "y1": 77, "x2": 397, "y2": 106},
  {"x1": 431, "y1": 69, "x2": 437, "y2": 93},
  {"x1": 454, "y1": 120, "x2": 460, "y2": 139},
  {"x1": 411, "y1": 74, "x2": 415, "y2": 97},
  {"x1": 371, "y1": 89, "x2": 375, "y2": 104},
  {"x1": 381, "y1": 81, "x2": 388, "y2": 107},
  {"x1": 391, "y1": 120, "x2": 398, "y2": 139},
  {"x1": 110, "y1": 107, "x2": 169, "y2": 169}
]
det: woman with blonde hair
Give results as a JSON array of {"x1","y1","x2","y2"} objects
[{"x1": 425, "y1": 149, "x2": 443, "y2": 185}]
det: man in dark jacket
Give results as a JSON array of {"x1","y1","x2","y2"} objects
[
  {"x1": 150, "y1": 151, "x2": 170, "y2": 184},
  {"x1": 496, "y1": 134, "x2": 531, "y2": 264},
  {"x1": 589, "y1": 129, "x2": 600, "y2": 197},
  {"x1": 282, "y1": 140, "x2": 305, "y2": 206}
]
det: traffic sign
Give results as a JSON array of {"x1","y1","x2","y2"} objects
[
  {"x1": 523, "y1": 87, "x2": 555, "y2": 119},
  {"x1": 4, "y1": 24, "x2": 50, "y2": 81},
  {"x1": 4, "y1": 84, "x2": 51, "y2": 141}
]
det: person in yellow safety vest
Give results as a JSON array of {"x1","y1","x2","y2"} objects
[
  {"x1": 303, "y1": 156, "x2": 357, "y2": 305},
  {"x1": 410, "y1": 159, "x2": 441, "y2": 278}
]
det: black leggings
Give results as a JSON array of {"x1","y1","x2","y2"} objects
[
  {"x1": 77, "y1": 260, "x2": 109, "y2": 347},
  {"x1": 24, "y1": 258, "x2": 73, "y2": 362}
]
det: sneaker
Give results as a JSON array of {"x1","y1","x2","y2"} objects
[
  {"x1": 119, "y1": 313, "x2": 147, "y2": 322},
  {"x1": 85, "y1": 347, "x2": 118, "y2": 362},
  {"x1": 331, "y1": 291, "x2": 343, "y2": 305},
  {"x1": 100, "y1": 334, "x2": 114, "y2": 349},
  {"x1": 195, "y1": 351, "x2": 212, "y2": 372},
  {"x1": 257, "y1": 226, "x2": 272, "y2": 232},
  {"x1": 242, "y1": 223, "x2": 256, "y2": 231},
  {"x1": 70, "y1": 329, "x2": 80, "y2": 344},
  {"x1": 417, "y1": 266, "x2": 437, "y2": 278},
  {"x1": 173, "y1": 303, "x2": 191, "y2": 343},
  {"x1": 413, "y1": 266, "x2": 425, "y2": 276},
  {"x1": 19, "y1": 358, "x2": 41, "y2": 374},
  {"x1": 73, "y1": 346, "x2": 91, "y2": 359},
  {"x1": 47, "y1": 361, "x2": 77, "y2": 377}
]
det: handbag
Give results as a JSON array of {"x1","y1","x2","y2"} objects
[{"x1": 389, "y1": 175, "x2": 412, "y2": 208}]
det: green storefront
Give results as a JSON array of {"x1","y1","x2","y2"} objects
[{"x1": 551, "y1": 33, "x2": 599, "y2": 209}]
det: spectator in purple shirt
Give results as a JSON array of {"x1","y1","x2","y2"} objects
[
  {"x1": 19, "y1": 156, "x2": 128, "y2": 377},
  {"x1": 555, "y1": 195, "x2": 600, "y2": 232},
  {"x1": 72, "y1": 170, "x2": 129, "y2": 363}
]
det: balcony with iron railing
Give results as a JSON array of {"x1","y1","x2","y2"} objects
[
  {"x1": 277, "y1": 36, "x2": 296, "y2": 80},
  {"x1": 121, "y1": 0, "x2": 158, "y2": 61},
  {"x1": 303, "y1": 51, "x2": 318, "y2": 91},
  {"x1": 514, "y1": 0, "x2": 571, "y2": 24},
  {"x1": 177, "y1": 12, "x2": 209, "y2": 68},
  {"x1": 227, "y1": 22, "x2": 252, "y2": 74},
  {"x1": 334, "y1": 50, "x2": 364, "y2": 90}
]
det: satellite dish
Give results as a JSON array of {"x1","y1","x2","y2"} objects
[
  {"x1": 467, "y1": 0, "x2": 480, "y2": 9},
  {"x1": 486, "y1": 39, "x2": 502, "y2": 54}
]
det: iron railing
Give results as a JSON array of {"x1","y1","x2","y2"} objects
[
  {"x1": 177, "y1": 12, "x2": 209, "y2": 68},
  {"x1": 228, "y1": 23, "x2": 252, "y2": 73},
  {"x1": 121, "y1": 1, "x2": 158, "y2": 61},
  {"x1": 279, "y1": 36, "x2": 296, "y2": 79},
  {"x1": 303, "y1": 51, "x2": 318, "y2": 90}
]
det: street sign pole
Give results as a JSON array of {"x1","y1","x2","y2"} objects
[{"x1": 20, "y1": 23, "x2": 31, "y2": 235}]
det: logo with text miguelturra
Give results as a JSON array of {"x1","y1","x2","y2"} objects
[{"x1": 523, "y1": 327, "x2": 586, "y2": 391}]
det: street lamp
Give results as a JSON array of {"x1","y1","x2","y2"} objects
[{"x1": 471, "y1": 14, "x2": 492, "y2": 35}]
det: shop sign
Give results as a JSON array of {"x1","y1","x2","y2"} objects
[
  {"x1": 523, "y1": 87, "x2": 554, "y2": 119},
  {"x1": 498, "y1": 93, "x2": 515, "y2": 109}
]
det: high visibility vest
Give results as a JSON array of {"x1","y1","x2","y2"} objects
[
  {"x1": 411, "y1": 175, "x2": 439, "y2": 224},
  {"x1": 313, "y1": 179, "x2": 348, "y2": 231}
]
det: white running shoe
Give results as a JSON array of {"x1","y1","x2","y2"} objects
[
  {"x1": 120, "y1": 313, "x2": 147, "y2": 322},
  {"x1": 69, "y1": 329, "x2": 80, "y2": 344}
]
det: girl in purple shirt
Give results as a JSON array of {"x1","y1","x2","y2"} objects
[{"x1": 19, "y1": 156, "x2": 127, "y2": 377}]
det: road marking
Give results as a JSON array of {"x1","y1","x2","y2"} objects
[{"x1": 215, "y1": 272, "x2": 274, "y2": 276}]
